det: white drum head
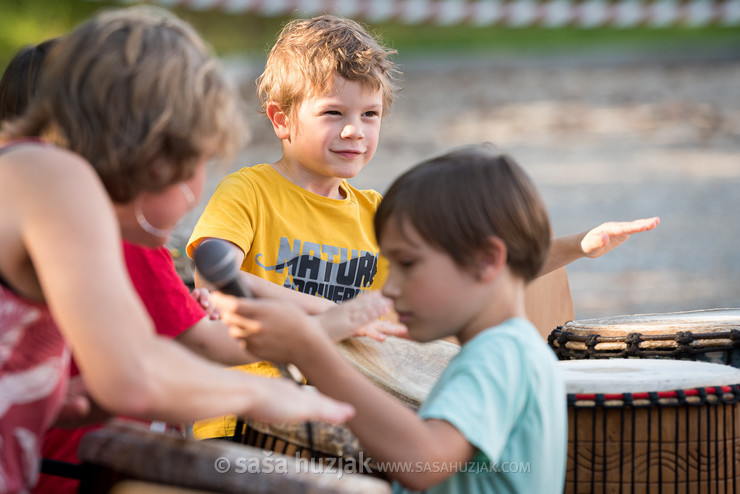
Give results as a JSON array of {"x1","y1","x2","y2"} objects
[{"x1": 561, "y1": 358, "x2": 740, "y2": 394}]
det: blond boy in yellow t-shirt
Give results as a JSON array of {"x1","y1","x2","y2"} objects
[{"x1": 187, "y1": 15, "x2": 401, "y2": 438}]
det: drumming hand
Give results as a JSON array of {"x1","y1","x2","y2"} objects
[
  {"x1": 351, "y1": 318, "x2": 409, "y2": 341},
  {"x1": 317, "y1": 291, "x2": 408, "y2": 341},
  {"x1": 244, "y1": 377, "x2": 355, "y2": 424},
  {"x1": 191, "y1": 287, "x2": 220, "y2": 320},
  {"x1": 581, "y1": 217, "x2": 660, "y2": 259},
  {"x1": 213, "y1": 293, "x2": 319, "y2": 364}
]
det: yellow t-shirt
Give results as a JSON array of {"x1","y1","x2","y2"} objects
[{"x1": 187, "y1": 164, "x2": 387, "y2": 438}]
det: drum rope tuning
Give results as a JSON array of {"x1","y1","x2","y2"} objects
[{"x1": 549, "y1": 326, "x2": 740, "y2": 361}]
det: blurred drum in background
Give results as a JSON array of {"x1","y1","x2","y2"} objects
[
  {"x1": 562, "y1": 359, "x2": 740, "y2": 494},
  {"x1": 549, "y1": 309, "x2": 740, "y2": 367}
]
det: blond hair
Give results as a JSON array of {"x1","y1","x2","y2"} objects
[
  {"x1": 2, "y1": 6, "x2": 246, "y2": 203},
  {"x1": 257, "y1": 15, "x2": 400, "y2": 120}
]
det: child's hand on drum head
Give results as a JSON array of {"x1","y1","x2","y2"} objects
[{"x1": 316, "y1": 292, "x2": 408, "y2": 342}]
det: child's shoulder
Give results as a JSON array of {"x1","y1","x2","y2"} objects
[
  {"x1": 465, "y1": 319, "x2": 557, "y2": 369},
  {"x1": 342, "y1": 180, "x2": 382, "y2": 205}
]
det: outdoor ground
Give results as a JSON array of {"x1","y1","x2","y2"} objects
[{"x1": 173, "y1": 49, "x2": 740, "y2": 321}]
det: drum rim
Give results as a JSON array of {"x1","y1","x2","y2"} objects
[{"x1": 556, "y1": 308, "x2": 740, "y2": 335}]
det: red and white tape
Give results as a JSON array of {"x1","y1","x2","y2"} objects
[{"x1": 110, "y1": 0, "x2": 740, "y2": 27}]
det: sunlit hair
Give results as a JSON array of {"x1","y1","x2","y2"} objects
[
  {"x1": 256, "y1": 15, "x2": 400, "y2": 120},
  {"x1": 375, "y1": 144, "x2": 552, "y2": 282},
  {"x1": 0, "y1": 38, "x2": 58, "y2": 123},
  {"x1": 2, "y1": 6, "x2": 246, "y2": 203}
]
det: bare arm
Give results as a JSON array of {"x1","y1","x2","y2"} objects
[
  {"x1": 175, "y1": 316, "x2": 260, "y2": 366},
  {"x1": 539, "y1": 217, "x2": 660, "y2": 275},
  {"x1": 6, "y1": 146, "x2": 352, "y2": 425},
  {"x1": 214, "y1": 295, "x2": 474, "y2": 489}
]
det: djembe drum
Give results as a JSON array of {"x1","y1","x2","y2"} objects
[
  {"x1": 78, "y1": 420, "x2": 391, "y2": 494},
  {"x1": 562, "y1": 359, "x2": 740, "y2": 494},
  {"x1": 549, "y1": 309, "x2": 740, "y2": 367},
  {"x1": 233, "y1": 336, "x2": 459, "y2": 473}
]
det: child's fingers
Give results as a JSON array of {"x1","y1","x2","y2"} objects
[
  {"x1": 211, "y1": 292, "x2": 245, "y2": 314},
  {"x1": 358, "y1": 320, "x2": 408, "y2": 340},
  {"x1": 221, "y1": 311, "x2": 262, "y2": 335},
  {"x1": 228, "y1": 321, "x2": 262, "y2": 340}
]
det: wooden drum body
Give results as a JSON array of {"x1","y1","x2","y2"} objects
[
  {"x1": 234, "y1": 336, "x2": 459, "y2": 474},
  {"x1": 549, "y1": 309, "x2": 740, "y2": 367},
  {"x1": 78, "y1": 421, "x2": 390, "y2": 494},
  {"x1": 562, "y1": 359, "x2": 740, "y2": 494}
]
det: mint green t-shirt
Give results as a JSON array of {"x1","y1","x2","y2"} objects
[{"x1": 393, "y1": 318, "x2": 567, "y2": 494}]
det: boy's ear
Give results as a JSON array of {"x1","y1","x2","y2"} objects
[
  {"x1": 266, "y1": 102, "x2": 290, "y2": 140},
  {"x1": 477, "y1": 236, "x2": 507, "y2": 281}
]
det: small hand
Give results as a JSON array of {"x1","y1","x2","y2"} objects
[
  {"x1": 317, "y1": 291, "x2": 407, "y2": 341},
  {"x1": 350, "y1": 318, "x2": 409, "y2": 341},
  {"x1": 213, "y1": 294, "x2": 315, "y2": 364},
  {"x1": 581, "y1": 217, "x2": 660, "y2": 259},
  {"x1": 191, "y1": 287, "x2": 220, "y2": 320}
]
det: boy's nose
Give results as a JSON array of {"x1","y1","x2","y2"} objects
[{"x1": 340, "y1": 123, "x2": 363, "y2": 139}]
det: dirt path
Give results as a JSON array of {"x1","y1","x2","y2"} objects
[{"x1": 175, "y1": 53, "x2": 740, "y2": 321}]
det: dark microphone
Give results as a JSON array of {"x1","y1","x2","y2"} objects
[
  {"x1": 194, "y1": 238, "x2": 303, "y2": 383},
  {"x1": 193, "y1": 238, "x2": 253, "y2": 298}
]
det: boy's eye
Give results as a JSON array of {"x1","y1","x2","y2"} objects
[
  {"x1": 324, "y1": 110, "x2": 341, "y2": 116},
  {"x1": 363, "y1": 111, "x2": 379, "y2": 118},
  {"x1": 398, "y1": 259, "x2": 415, "y2": 268}
]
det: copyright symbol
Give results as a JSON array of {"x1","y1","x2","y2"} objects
[{"x1": 214, "y1": 457, "x2": 230, "y2": 473}]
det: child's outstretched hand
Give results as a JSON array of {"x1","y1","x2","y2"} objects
[
  {"x1": 581, "y1": 217, "x2": 660, "y2": 259},
  {"x1": 317, "y1": 291, "x2": 408, "y2": 342}
]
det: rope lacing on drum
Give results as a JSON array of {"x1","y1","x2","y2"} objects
[
  {"x1": 583, "y1": 334, "x2": 600, "y2": 358},
  {"x1": 674, "y1": 331, "x2": 696, "y2": 358},
  {"x1": 548, "y1": 326, "x2": 740, "y2": 361},
  {"x1": 569, "y1": 384, "x2": 740, "y2": 409},
  {"x1": 624, "y1": 332, "x2": 643, "y2": 356}
]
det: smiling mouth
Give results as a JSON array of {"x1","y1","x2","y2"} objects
[{"x1": 332, "y1": 150, "x2": 363, "y2": 158}]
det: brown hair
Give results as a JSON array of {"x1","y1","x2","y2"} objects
[
  {"x1": 1, "y1": 6, "x2": 246, "y2": 203},
  {"x1": 0, "y1": 38, "x2": 58, "y2": 122},
  {"x1": 375, "y1": 144, "x2": 551, "y2": 282},
  {"x1": 256, "y1": 15, "x2": 400, "y2": 120}
]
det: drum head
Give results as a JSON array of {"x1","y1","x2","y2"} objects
[
  {"x1": 559, "y1": 308, "x2": 740, "y2": 336},
  {"x1": 336, "y1": 336, "x2": 459, "y2": 409},
  {"x1": 561, "y1": 359, "x2": 740, "y2": 394}
]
